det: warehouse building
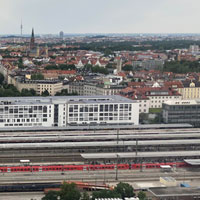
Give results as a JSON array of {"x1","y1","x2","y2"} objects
[{"x1": 0, "y1": 95, "x2": 139, "y2": 128}]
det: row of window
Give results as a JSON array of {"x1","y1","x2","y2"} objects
[
  {"x1": 0, "y1": 118, "x2": 48, "y2": 123},
  {"x1": 69, "y1": 104, "x2": 132, "y2": 113},
  {"x1": 4, "y1": 123, "x2": 43, "y2": 127},
  {"x1": 0, "y1": 106, "x2": 48, "y2": 113},
  {"x1": 69, "y1": 112, "x2": 131, "y2": 117},
  {"x1": 150, "y1": 96, "x2": 178, "y2": 99},
  {"x1": 0, "y1": 114, "x2": 49, "y2": 118},
  {"x1": 68, "y1": 116, "x2": 131, "y2": 122}
]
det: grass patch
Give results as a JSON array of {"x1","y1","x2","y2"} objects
[{"x1": 149, "y1": 108, "x2": 162, "y2": 113}]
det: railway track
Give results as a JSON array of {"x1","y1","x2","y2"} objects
[{"x1": 0, "y1": 169, "x2": 200, "y2": 184}]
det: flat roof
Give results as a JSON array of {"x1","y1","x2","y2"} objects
[
  {"x1": 149, "y1": 187, "x2": 200, "y2": 197},
  {"x1": 160, "y1": 165, "x2": 172, "y2": 169},
  {"x1": 184, "y1": 159, "x2": 200, "y2": 165},
  {"x1": 0, "y1": 123, "x2": 193, "y2": 132},
  {"x1": 2, "y1": 132, "x2": 200, "y2": 142},
  {"x1": 164, "y1": 100, "x2": 198, "y2": 105},
  {"x1": 1, "y1": 139, "x2": 200, "y2": 149},
  {"x1": 161, "y1": 177, "x2": 175, "y2": 181},
  {"x1": 0, "y1": 95, "x2": 136, "y2": 105},
  {"x1": 81, "y1": 151, "x2": 200, "y2": 159},
  {"x1": 1, "y1": 139, "x2": 200, "y2": 147}
]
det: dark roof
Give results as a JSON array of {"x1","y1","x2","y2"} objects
[{"x1": 182, "y1": 80, "x2": 200, "y2": 87}]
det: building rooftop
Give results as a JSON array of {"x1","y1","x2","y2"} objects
[
  {"x1": 149, "y1": 187, "x2": 200, "y2": 197},
  {"x1": 163, "y1": 99, "x2": 200, "y2": 105},
  {"x1": 0, "y1": 95, "x2": 135, "y2": 105},
  {"x1": 184, "y1": 159, "x2": 200, "y2": 166}
]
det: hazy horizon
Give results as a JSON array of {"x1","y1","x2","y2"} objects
[{"x1": 1, "y1": 0, "x2": 200, "y2": 35}]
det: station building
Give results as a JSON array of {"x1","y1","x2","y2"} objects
[
  {"x1": 0, "y1": 95, "x2": 139, "y2": 128},
  {"x1": 162, "y1": 100, "x2": 200, "y2": 126}
]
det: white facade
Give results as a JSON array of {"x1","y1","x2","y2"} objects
[
  {"x1": 149, "y1": 95, "x2": 181, "y2": 109},
  {"x1": 0, "y1": 95, "x2": 139, "y2": 128},
  {"x1": 136, "y1": 99, "x2": 150, "y2": 113}
]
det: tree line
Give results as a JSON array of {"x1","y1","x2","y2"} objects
[
  {"x1": 63, "y1": 40, "x2": 200, "y2": 53},
  {"x1": 42, "y1": 182, "x2": 147, "y2": 200},
  {"x1": 163, "y1": 60, "x2": 200, "y2": 73}
]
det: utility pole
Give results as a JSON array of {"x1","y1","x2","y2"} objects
[
  {"x1": 136, "y1": 139, "x2": 138, "y2": 156},
  {"x1": 115, "y1": 154, "x2": 119, "y2": 181}
]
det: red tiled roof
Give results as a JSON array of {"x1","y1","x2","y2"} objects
[{"x1": 42, "y1": 70, "x2": 76, "y2": 75}]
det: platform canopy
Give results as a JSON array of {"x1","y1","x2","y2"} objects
[{"x1": 184, "y1": 159, "x2": 200, "y2": 166}]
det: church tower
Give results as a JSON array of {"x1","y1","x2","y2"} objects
[
  {"x1": 45, "y1": 45, "x2": 48, "y2": 58},
  {"x1": 30, "y1": 28, "x2": 35, "y2": 50}
]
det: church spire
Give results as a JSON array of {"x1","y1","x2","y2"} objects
[{"x1": 30, "y1": 28, "x2": 35, "y2": 50}]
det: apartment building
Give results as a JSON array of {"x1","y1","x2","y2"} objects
[
  {"x1": 120, "y1": 87, "x2": 150, "y2": 113},
  {"x1": 120, "y1": 86, "x2": 181, "y2": 113},
  {"x1": 8, "y1": 75, "x2": 63, "y2": 96},
  {"x1": 69, "y1": 82, "x2": 126, "y2": 96},
  {"x1": 147, "y1": 87, "x2": 181, "y2": 108},
  {"x1": 0, "y1": 95, "x2": 139, "y2": 129}
]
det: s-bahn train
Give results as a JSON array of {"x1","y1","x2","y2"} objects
[{"x1": 0, "y1": 162, "x2": 188, "y2": 173}]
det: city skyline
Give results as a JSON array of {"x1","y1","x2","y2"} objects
[{"x1": 1, "y1": 0, "x2": 200, "y2": 35}]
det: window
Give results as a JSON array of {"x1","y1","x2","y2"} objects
[{"x1": 43, "y1": 106, "x2": 47, "y2": 113}]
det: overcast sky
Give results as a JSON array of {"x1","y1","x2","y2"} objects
[{"x1": 0, "y1": 0, "x2": 200, "y2": 35}]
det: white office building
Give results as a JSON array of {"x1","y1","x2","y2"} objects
[{"x1": 0, "y1": 95, "x2": 139, "y2": 128}]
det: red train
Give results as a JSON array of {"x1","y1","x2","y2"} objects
[{"x1": 0, "y1": 162, "x2": 188, "y2": 173}]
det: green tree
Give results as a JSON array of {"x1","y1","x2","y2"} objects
[
  {"x1": 137, "y1": 191, "x2": 147, "y2": 200},
  {"x1": 41, "y1": 90, "x2": 50, "y2": 96},
  {"x1": 82, "y1": 191, "x2": 90, "y2": 200},
  {"x1": 114, "y1": 182, "x2": 135, "y2": 199},
  {"x1": 31, "y1": 73, "x2": 44, "y2": 80},
  {"x1": 21, "y1": 88, "x2": 37, "y2": 96},
  {"x1": 105, "y1": 63, "x2": 113, "y2": 69},
  {"x1": 123, "y1": 65, "x2": 133, "y2": 71},
  {"x1": 55, "y1": 89, "x2": 69, "y2": 96},
  {"x1": 18, "y1": 57, "x2": 25, "y2": 69},
  {"x1": 60, "y1": 182, "x2": 81, "y2": 200},
  {"x1": 92, "y1": 189, "x2": 121, "y2": 200},
  {"x1": 92, "y1": 65, "x2": 109, "y2": 74},
  {"x1": 29, "y1": 88, "x2": 37, "y2": 96},
  {"x1": 45, "y1": 65, "x2": 58, "y2": 70},
  {"x1": 42, "y1": 191, "x2": 59, "y2": 200},
  {"x1": 0, "y1": 73, "x2": 4, "y2": 85},
  {"x1": 83, "y1": 64, "x2": 92, "y2": 72},
  {"x1": 60, "y1": 64, "x2": 76, "y2": 70}
]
